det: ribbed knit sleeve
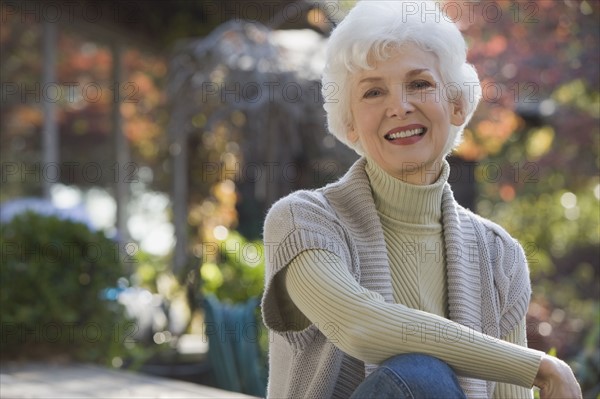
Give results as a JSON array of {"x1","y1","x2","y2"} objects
[
  {"x1": 284, "y1": 249, "x2": 543, "y2": 388},
  {"x1": 493, "y1": 318, "x2": 535, "y2": 398}
]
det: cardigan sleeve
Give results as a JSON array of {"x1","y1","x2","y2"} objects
[
  {"x1": 283, "y1": 248, "x2": 543, "y2": 388},
  {"x1": 475, "y1": 213, "x2": 533, "y2": 338},
  {"x1": 261, "y1": 191, "x2": 356, "y2": 340}
]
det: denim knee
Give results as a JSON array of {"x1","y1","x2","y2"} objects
[
  {"x1": 382, "y1": 353, "x2": 455, "y2": 375},
  {"x1": 379, "y1": 353, "x2": 466, "y2": 398},
  {"x1": 350, "y1": 353, "x2": 466, "y2": 399}
]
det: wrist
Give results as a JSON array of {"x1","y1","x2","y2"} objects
[{"x1": 533, "y1": 354, "x2": 554, "y2": 390}]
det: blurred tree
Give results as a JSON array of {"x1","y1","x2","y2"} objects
[{"x1": 1, "y1": 11, "x2": 169, "y2": 194}]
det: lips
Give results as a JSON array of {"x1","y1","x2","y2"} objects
[{"x1": 384, "y1": 125, "x2": 427, "y2": 143}]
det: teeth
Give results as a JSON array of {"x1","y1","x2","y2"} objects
[{"x1": 387, "y1": 128, "x2": 425, "y2": 140}]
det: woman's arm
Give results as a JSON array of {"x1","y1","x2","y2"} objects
[
  {"x1": 493, "y1": 318, "x2": 534, "y2": 398},
  {"x1": 281, "y1": 249, "x2": 582, "y2": 398},
  {"x1": 280, "y1": 249, "x2": 542, "y2": 387}
]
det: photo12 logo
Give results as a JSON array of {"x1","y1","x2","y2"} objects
[
  {"x1": 1, "y1": 82, "x2": 139, "y2": 104},
  {"x1": 1, "y1": 321, "x2": 139, "y2": 345},
  {"x1": 399, "y1": 1, "x2": 539, "y2": 24},
  {"x1": 1, "y1": 1, "x2": 141, "y2": 24},
  {"x1": 1, "y1": 162, "x2": 140, "y2": 185}
]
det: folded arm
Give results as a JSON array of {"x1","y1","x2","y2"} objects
[{"x1": 278, "y1": 249, "x2": 542, "y2": 388}]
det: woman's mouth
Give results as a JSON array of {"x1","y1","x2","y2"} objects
[
  {"x1": 384, "y1": 126, "x2": 427, "y2": 145},
  {"x1": 385, "y1": 127, "x2": 427, "y2": 140}
]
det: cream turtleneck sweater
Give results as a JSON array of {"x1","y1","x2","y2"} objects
[
  {"x1": 275, "y1": 159, "x2": 536, "y2": 398},
  {"x1": 366, "y1": 158, "x2": 448, "y2": 318}
]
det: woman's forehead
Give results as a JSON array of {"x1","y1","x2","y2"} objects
[{"x1": 353, "y1": 45, "x2": 441, "y2": 81}]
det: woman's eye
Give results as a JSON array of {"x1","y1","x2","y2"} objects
[
  {"x1": 363, "y1": 88, "x2": 383, "y2": 98},
  {"x1": 409, "y1": 80, "x2": 434, "y2": 90}
]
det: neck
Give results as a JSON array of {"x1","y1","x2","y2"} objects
[
  {"x1": 366, "y1": 158, "x2": 449, "y2": 224},
  {"x1": 389, "y1": 161, "x2": 446, "y2": 185}
]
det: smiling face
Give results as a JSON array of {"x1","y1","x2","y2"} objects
[{"x1": 347, "y1": 44, "x2": 465, "y2": 185}]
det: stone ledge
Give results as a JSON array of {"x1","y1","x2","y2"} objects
[{"x1": 0, "y1": 361, "x2": 261, "y2": 398}]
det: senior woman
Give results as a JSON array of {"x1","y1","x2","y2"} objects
[{"x1": 261, "y1": 1, "x2": 581, "y2": 398}]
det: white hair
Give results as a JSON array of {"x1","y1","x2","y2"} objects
[{"x1": 321, "y1": 0, "x2": 482, "y2": 156}]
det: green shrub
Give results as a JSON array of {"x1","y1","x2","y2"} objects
[
  {"x1": 200, "y1": 231, "x2": 265, "y2": 304},
  {"x1": 0, "y1": 212, "x2": 131, "y2": 363}
]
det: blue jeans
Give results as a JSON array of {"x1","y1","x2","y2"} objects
[{"x1": 350, "y1": 354, "x2": 467, "y2": 399}]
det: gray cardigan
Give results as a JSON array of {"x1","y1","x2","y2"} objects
[{"x1": 261, "y1": 157, "x2": 531, "y2": 398}]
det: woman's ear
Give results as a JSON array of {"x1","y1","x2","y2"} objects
[
  {"x1": 450, "y1": 100, "x2": 466, "y2": 127},
  {"x1": 347, "y1": 121, "x2": 359, "y2": 143}
]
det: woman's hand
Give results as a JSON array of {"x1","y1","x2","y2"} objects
[{"x1": 534, "y1": 354, "x2": 582, "y2": 399}]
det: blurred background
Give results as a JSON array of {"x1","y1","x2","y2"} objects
[{"x1": 1, "y1": 0, "x2": 598, "y2": 397}]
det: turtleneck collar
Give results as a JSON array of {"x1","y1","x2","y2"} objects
[{"x1": 365, "y1": 158, "x2": 450, "y2": 225}]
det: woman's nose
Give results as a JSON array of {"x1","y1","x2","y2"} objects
[{"x1": 386, "y1": 89, "x2": 415, "y2": 119}]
